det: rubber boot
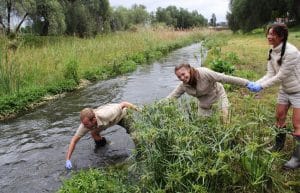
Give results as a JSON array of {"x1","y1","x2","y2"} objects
[
  {"x1": 271, "y1": 133, "x2": 286, "y2": 151},
  {"x1": 283, "y1": 136, "x2": 300, "y2": 169},
  {"x1": 118, "y1": 118, "x2": 132, "y2": 134},
  {"x1": 94, "y1": 137, "x2": 107, "y2": 148}
]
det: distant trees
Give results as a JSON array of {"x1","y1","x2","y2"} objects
[
  {"x1": 0, "y1": 0, "x2": 32, "y2": 35},
  {"x1": 155, "y1": 6, "x2": 207, "y2": 29},
  {"x1": 227, "y1": 0, "x2": 300, "y2": 32},
  {"x1": 110, "y1": 4, "x2": 149, "y2": 31},
  {"x1": 209, "y1": 13, "x2": 216, "y2": 27},
  {"x1": 0, "y1": 1, "x2": 208, "y2": 37}
]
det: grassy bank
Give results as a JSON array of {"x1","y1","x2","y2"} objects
[
  {"x1": 0, "y1": 27, "x2": 210, "y2": 120},
  {"x1": 58, "y1": 27, "x2": 300, "y2": 193}
]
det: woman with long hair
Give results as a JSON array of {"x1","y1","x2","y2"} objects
[
  {"x1": 167, "y1": 63, "x2": 250, "y2": 123},
  {"x1": 248, "y1": 23, "x2": 300, "y2": 169}
]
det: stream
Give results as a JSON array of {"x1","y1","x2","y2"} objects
[{"x1": 0, "y1": 43, "x2": 202, "y2": 193}]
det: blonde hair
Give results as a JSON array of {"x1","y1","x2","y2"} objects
[{"x1": 80, "y1": 108, "x2": 94, "y2": 121}]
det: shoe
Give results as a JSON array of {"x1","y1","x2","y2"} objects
[
  {"x1": 283, "y1": 137, "x2": 300, "y2": 170},
  {"x1": 94, "y1": 137, "x2": 107, "y2": 148},
  {"x1": 271, "y1": 133, "x2": 286, "y2": 151}
]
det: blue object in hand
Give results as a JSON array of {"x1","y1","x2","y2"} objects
[
  {"x1": 65, "y1": 160, "x2": 72, "y2": 169},
  {"x1": 246, "y1": 82, "x2": 262, "y2": 92}
]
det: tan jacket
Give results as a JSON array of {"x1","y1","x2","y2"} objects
[
  {"x1": 167, "y1": 67, "x2": 249, "y2": 108},
  {"x1": 257, "y1": 42, "x2": 300, "y2": 93},
  {"x1": 75, "y1": 103, "x2": 126, "y2": 137}
]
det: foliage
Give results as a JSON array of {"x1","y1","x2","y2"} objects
[
  {"x1": 63, "y1": 59, "x2": 79, "y2": 84},
  {"x1": 155, "y1": 6, "x2": 207, "y2": 29},
  {"x1": 0, "y1": 28, "x2": 205, "y2": 118},
  {"x1": 32, "y1": 0, "x2": 66, "y2": 35},
  {"x1": 0, "y1": 80, "x2": 76, "y2": 117},
  {"x1": 58, "y1": 168, "x2": 130, "y2": 193},
  {"x1": 227, "y1": 0, "x2": 300, "y2": 32},
  {"x1": 110, "y1": 5, "x2": 150, "y2": 32},
  {"x1": 64, "y1": 1, "x2": 96, "y2": 37},
  {"x1": 210, "y1": 58, "x2": 235, "y2": 74},
  {"x1": 130, "y1": 98, "x2": 290, "y2": 193},
  {"x1": 209, "y1": 13, "x2": 217, "y2": 27}
]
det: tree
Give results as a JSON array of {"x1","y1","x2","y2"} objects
[
  {"x1": 30, "y1": 0, "x2": 65, "y2": 35},
  {"x1": 64, "y1": 0, "x2": 96, "y2": 37},
  {"x1": 85, "y1": 0, "x2": 111, "y2": 33},
  {"x1": 129, "y1": 4, "x2": 149, "y2": 25},
  {"x1": 155, "y1": 6, "x2": 207, "y2": 29},
  {"x1": 110, "y1": 6, "x2": 130, "y2": 31},
  {"x1": 227, "y1": 0, "x2": 299, "y2": 32},
  {"x1": 0, "y1": 0, "x2": 32, "y2": 35},
  {"x1": 209, "y1": 13, "x2": 217, "y2": 26}
]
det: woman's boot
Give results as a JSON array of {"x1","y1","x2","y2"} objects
[
  {"x1": 271, "y1": 133, "x2": 286, "y2": 151},
  {"x1": 283, "y1": 136, "x2": 300, "y2": 169}
]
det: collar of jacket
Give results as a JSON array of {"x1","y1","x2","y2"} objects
[{"x1": 272, "y1": 42, "x2": 283, "y2": 54}]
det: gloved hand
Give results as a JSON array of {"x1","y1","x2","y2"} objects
[
  {"x1": 65, "y1": 160, "x2": 72, "y2": 170},
  {"x1": 246, "y1": 82, "x2": 263, "y2": 92},
  {"x1": 246, "y1": 81, "x2": 255, "y2": 89}
]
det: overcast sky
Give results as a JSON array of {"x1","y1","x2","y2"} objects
[{"x1": 109, "y1": 0, "x2": 230, "y2": 22}]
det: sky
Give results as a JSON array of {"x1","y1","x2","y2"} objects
[{"x1": 109, "y1": 0, "x2": 230, "y2": 22}]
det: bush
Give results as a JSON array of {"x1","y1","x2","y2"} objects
[
  {"x1": 130, "y1": 99, "x2": 288, "y2": 193},
  {"x1": 58, "y1": 169, "x2": 129, "y2": 193},
  {"x1": 63, "y1": 59, "x2": 79, "y2": 84},
  {"x1": 210, "y1": 58, "x2": 235, "y2": 74}
]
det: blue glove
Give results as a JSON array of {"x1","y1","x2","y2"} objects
[
  {"x1": 252, "y1": 83, "x2": 263, "y2": 92},
  {"x1": 246, "y1": 82, "x2": 262, "y2": 92},
  {"x1": 246, "y1": 82, "x2": 255, "y2": 89},
  {"x1": 65, "y1": 160, "x2": 72, "y2": 170}
]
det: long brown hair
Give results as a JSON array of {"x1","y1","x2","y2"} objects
[
  {"x1": 175, "y1": 63, "x2": 198, "y2": 88},
  {"x1": 266, "y1": 23, "x2": 288, "y2": 66}
]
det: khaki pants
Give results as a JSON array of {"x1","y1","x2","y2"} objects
[{"x1": 197, "y1": 88, "x2": 230, "y2": 117}]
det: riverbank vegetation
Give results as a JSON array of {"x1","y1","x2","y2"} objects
[
  {"x1": 58, "y1": 26, "x2": 300, "y2": 193},
  {"x1": 0, "y1": 27, "x2": 208, "y2": 119}
]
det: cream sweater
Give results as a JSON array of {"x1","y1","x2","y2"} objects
[
  {"x1": 257, "y1": 42, "x2": 300, "y2": 93},
  {"x1": 167, "y1": 67, "x2": 249, "y2": 108}
]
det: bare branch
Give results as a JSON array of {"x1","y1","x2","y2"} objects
[
  {"x1": 15, "y1": 12, "x2": 28, "y2": 33},
  {"x1": 0, "y1": 15, "x2": 6, "y2": 29}
]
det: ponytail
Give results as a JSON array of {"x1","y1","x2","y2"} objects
[{"x1": 278, "y1": 40, "x2": 287, "y2": 66}]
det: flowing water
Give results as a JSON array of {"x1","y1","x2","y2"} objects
[{"x1": 0, "y1": 43, "x2": 202, "y2": 193}]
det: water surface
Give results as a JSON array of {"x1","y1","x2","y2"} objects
[{"x1": 0, "y1": 43, "x2": 202, "y2": 193}]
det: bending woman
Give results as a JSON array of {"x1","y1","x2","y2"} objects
[
  {"x1": 167, "y1": 63, "x2": 250, "y2": 123},
  {"x1": 247, "y1": 24, "x2": 300, "y2": 169}
]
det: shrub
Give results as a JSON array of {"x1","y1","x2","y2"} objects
[
  {"x1": 63, "y1": 59, "x2": 79, "y2": 84},
  {"x1": 130, "y1": 99, "x2": 287, "y2": 193},
  {"x1": 58, "y1": 169, "x2": 129, "y2": 193},
  {"x1": 210, "y1": 58, "x2": 235, "y2": 74}
]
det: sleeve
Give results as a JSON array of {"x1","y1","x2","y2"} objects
[
  {"x1": 205, "y1": 68, "x2": 249, "y2": 86},
  {"x1": 256, "y1": 61, "x2": 276, "y2": 84},
  {"x1": 167, "y1": 83, "x2": 185, "y2": 99},
  {"x1": 75, "y1": 123, "x2": 89, "y2": 137},
  {"x1": 260, "y1": 52, "x2": 298, "y2": 88}
]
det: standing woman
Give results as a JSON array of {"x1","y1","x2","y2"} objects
[
  {"x1": 167, "y1": 63, "x2": 250, "y2": 123},
  {"x1": 248, "y1": 24, "x2": 300, "y2": 169}
]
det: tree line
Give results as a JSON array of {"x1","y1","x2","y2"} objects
[
  {"x1": 227, "y1": 0, "x2": 300, "y2": 32},
  {"x1": 0, "y1": 0, "x2": 208, "y2": 37}
]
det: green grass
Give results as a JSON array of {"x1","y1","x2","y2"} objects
[
  {"x1": 129, "y1": 98, "x2": 293, "y2": 193},
  {"x1": 58, "y1": 26, "x2": 300, "y2": 193},
  {"x1": 0, "y1": 27, "x2": 209, "y2": 119},
  {"x1": 58, "y1": 167, "x2": 133, "y2": 193}
]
